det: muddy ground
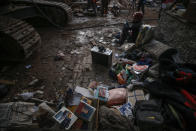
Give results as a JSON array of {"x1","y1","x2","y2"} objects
[{"x1": 0, "y1": 6, "x2": 159, "y2": 104}]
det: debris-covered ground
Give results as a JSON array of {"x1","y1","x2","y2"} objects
[{"x1": 1, "y1": 0, "x2": 196, "y2": 131}]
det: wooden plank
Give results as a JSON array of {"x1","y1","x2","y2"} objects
[
  {"x1": 95, "y1": 99, "x2": 99, "y2": 131},
  {"x1": 0, "y1": 79, "x2": 16, "y2": 85}
]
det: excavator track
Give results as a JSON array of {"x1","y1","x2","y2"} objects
[
  {"x1": 12, "y1": 0, "x2": 73, "y2": 26},
  {"x1": 0, "y1": 16, "x2": 41, "y2": 62}
]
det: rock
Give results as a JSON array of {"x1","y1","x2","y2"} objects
[{"x1": 99, "y1": 106, "x2": 134, "y2": 131}]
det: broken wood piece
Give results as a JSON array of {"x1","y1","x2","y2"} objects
[
  {"x1": 0, "y1": 79, "x2": 16, "y2": 85},
  {"x1": 96, "y1": 99, "x2": 100, "y2": 131}
]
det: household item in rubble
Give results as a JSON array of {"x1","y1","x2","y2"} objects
[
  {"x1": 75, "y1": 86, "x2": 94, "y2": 99},
  {"x1": 134, "y1": 100, "x2": 164, "y2": 131},
  {"x1": 118, "y1": 102, "x2": 133, "y2": 120},
  {"x1": 91, "y1": 46, "x2": 112, "y2": 67},
  {"x1": 107, "y1": 88, "x2": 127, "y2": 106},
  {"x1": 94, "y1": 85, "x2": 109, "y2": 102},
  {"x1": 0, "y1": 102, "x2": 38, "y2": 128},
  {"x1": 117, "y1": 69, "x2": 127, "y2": 85},
  {"x1": 53, "y1": 106, "x2": 77, "y2": 130},
  {"x1": 145, "y1": 80, "x2": 196, "y2": 131},
  {"x1": 81, "y1": 96, "x2": 92, "y2": 105},
  {"x1": 18, "y1": 92, "x2": 35, "y2": 100},
  {"x1": 128, "y1": 89, "x2": 147, "y2": 107},
  {"x1": 136, "y1": 24, "x2": 154, "y2": 46},
  {"x1": 75, "y1": 100, "x2": 96, "y2": 122},
  {"x1": 159, "y1": 58, "x2": 196, "y2": 93},
  {"x1": 143, "y1": 40, "x2": 178, "y2": 60},
  {"x1": 109, "y1": 63, "x2": 124, "y2": 80},
  {"x1": 132, "y1": 63, "x2": 149, "y2": 74},
  {"x1": 87, "y1": 81, "x2": 98, "y2": 89},
  {"x1": 111, "y1": 3, "x2": 120, "y2": 16}
]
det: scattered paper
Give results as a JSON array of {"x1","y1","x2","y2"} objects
[{"x1": 75, "y1": 86, "x2": 94, "y2": 99}]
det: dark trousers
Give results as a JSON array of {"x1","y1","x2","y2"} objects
[
  {"x1": 119, "y1": 22, "x2": 141, "y2": 45},
  {"x1": 101, "y1": 0, "x2": 109, "y2": 14},
  {"x1": 137, "y1": 2, "x2": 145, "y2": 14},
  {"x1": 119, "y1": 22, "x2": 131, "y2": 45},
  {"x1": 87, "y1": 0, "x2": 97, "y2": 14}
]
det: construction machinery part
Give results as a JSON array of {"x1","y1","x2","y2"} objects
[
  {"x1": 0, "y1": 16, "x2": 41, "y2": 62},
  {"x1": 7, "y1": 0, "x2": 73, "y2": 26}
]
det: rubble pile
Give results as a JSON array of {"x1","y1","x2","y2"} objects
[{"x1": 0, "y1": 0, "x2": 196, "y2": 131}]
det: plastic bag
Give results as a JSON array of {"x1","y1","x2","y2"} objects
[{"x1": 107, "y1": 88, "x2": 127, "y2": 106}]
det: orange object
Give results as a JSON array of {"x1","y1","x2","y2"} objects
[{"x1": 117, "y1": 73, "x2": 126, "y2": 85}]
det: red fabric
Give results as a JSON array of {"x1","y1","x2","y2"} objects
[
  {"x1": 176, "y1": 71, "x2": 192, "y2": 84},
  {"x1": 181, "y1": 89, "x2": 196, "y2": 106},
  {"x1": 184, "y1": 102, "x2": 196, "y2": 110}
]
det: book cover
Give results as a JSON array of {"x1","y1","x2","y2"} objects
[
  {"x1": 53, "y1": 107, "x2": 77, "y2": 130},
  {"x1": 75, "y1": 101, "x2": 96, "y2": 121},
  {"x1": 118, "y1": 103, "x2": 133, "y2": 119},
  {"x1": 95, "y1": 86, "x2": 109, "y2": 101},
  {"x1": 81, "y1": 96, "x2": 92, "y2": 105}
]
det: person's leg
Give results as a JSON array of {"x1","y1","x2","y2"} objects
[
  {"x1": 137, "y1": 2, "x2": 141, "y2": 11},
  {"x1": 87, "y1": 0, "x2": 91, "y2": 9},
  {"x1": 119, "y1": 23, "x2": 130, "y2": 45},
  {"x1": 92, "y1": 0, "x2": 97, "y2": 14},
  {"x1": 105, "y1": 0, "x2": 109, "y2": 14},
  {"x1": 101, "y1": 0, "x2": 104, "y2": 15},
  {"x1": 142, "y1": 3, "x2": 145, "y2": 14}
]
